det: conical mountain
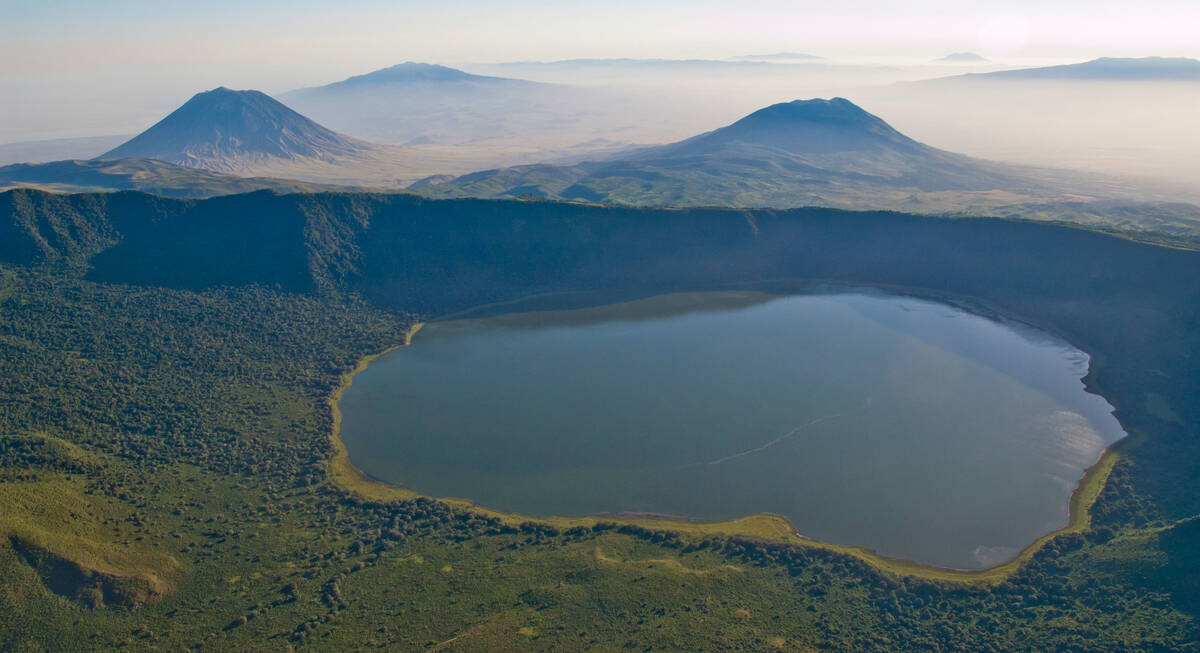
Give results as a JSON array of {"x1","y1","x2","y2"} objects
[
  {"x1": 102, "y1": 87, "x2": 376, "y2": 173},
  {"x1": 422, "y1": 97, "x2": 1036, "y2": 205}
]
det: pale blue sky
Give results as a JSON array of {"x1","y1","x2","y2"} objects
[
  {"x1": 3, "y1": 0, "x2": 1199, "y2": 141},
  {"x1": 6, "y1": 0, "x2": 1199, "y2": 71}
]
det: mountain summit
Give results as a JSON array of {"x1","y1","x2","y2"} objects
[
  {"x1": 102, "y1": 87, "x2": 374, "y2": 173},
  {"x1": 645, "y1": 98, "x2": 923, "y2": 157}
]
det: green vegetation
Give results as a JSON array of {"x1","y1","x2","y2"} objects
[
  {"x1": 0, "y1": 158, "x2": 385, "y2": 199},
  {"x1": 420, "y1": 167, "x2": 1200, "y2": 243},
  {"x1": 0, "y1": 188, "x2": 1198, "y2": 650}
]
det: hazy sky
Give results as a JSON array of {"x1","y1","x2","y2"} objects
[{"x1": 4, "y1": 0, "x2": 1200, "y2": 141}]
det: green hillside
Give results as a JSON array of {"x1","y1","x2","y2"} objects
[{"x1": 0, "y1": 188, "x2": 1198, "y2": 650}]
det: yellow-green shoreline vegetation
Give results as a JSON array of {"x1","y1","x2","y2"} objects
[
  {"x1": 325, "y1": 297, "x2": 1127, "y2": 585},
  {"x1": 327, "y1": 321, "x2": 425, "y2": 504}
]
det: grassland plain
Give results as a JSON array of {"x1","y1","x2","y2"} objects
[{"x1": 0, "y1": 189, "x2": 1198, "y2": 651}]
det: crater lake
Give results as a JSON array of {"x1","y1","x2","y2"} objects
[{"x1": 338, "y1": 290, "x2": 1126, "y2": 569}]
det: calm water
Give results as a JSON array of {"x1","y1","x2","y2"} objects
[{"x1": 339, "y1": 291, "x2": 1126, "y2": 569}]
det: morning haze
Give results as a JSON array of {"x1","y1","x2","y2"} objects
[{"x1": 4, "y1": 1, "x2": 1199, "y2": 189}]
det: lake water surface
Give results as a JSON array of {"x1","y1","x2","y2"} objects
[{"x1": 339, "y1": 291, "x2": 1126, "y2": 569}]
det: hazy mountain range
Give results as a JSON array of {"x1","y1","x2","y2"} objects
[
  {"x1": 851, "y1": 56, "x2": 1200, "y2": 187},
  {"x1": 4, "y1": 64, "x2": 1199, "y2": 239},
  {"x1": 729, "y1": 52, "x2": 822, "y2": 61},
  {"x1": 463, "y1": 57, "x2": 901, "y2": 86},
  {"x1": 11, "y1": 56, "x2": 1193, "y2": 187}
]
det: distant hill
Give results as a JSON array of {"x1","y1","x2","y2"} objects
[
  {"x1": 103, "y1": 87, "x2": 378, "y2": 174},
  {"x1": 281, "y1": 62, "x2": 562, "y2": 145},
  {"x1": 934, "y1": 57, "x2": 1200, "y2": 81},
  {"x1": 730, "y1": 53, "x2": 821, "y2": 61},
  {"x1": 486, "y1": 57, "x2": 824, "y2": 68},
  {"x1": 296, "y1": 62, "x2": 523, "y2": 90},
  {"x1": 933, "y1": 52, "x2": 988, "y2": 63},
  {"x1": 0, "y1": 158, "x2": 380, "y2": 198}
]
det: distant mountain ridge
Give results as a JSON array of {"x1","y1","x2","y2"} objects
[
  {"x1": 103, "y1": 87, "x2": 377, "y2": 173},
  {"x1": 730, "y1": 52, "x2": 822, "y2": 61},
  {"x1": 280, "y1": 62, "x2": 567, "y2": 145},
  {"x1": 935, "y1": 57, "x2": 1200, "y2": 81},
  {"x1": 933, "y1": 52, "x2": 988, "y2": 63},
  {"x1": 292, "y1": 62, "x2": 530, "y2": 91}
]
